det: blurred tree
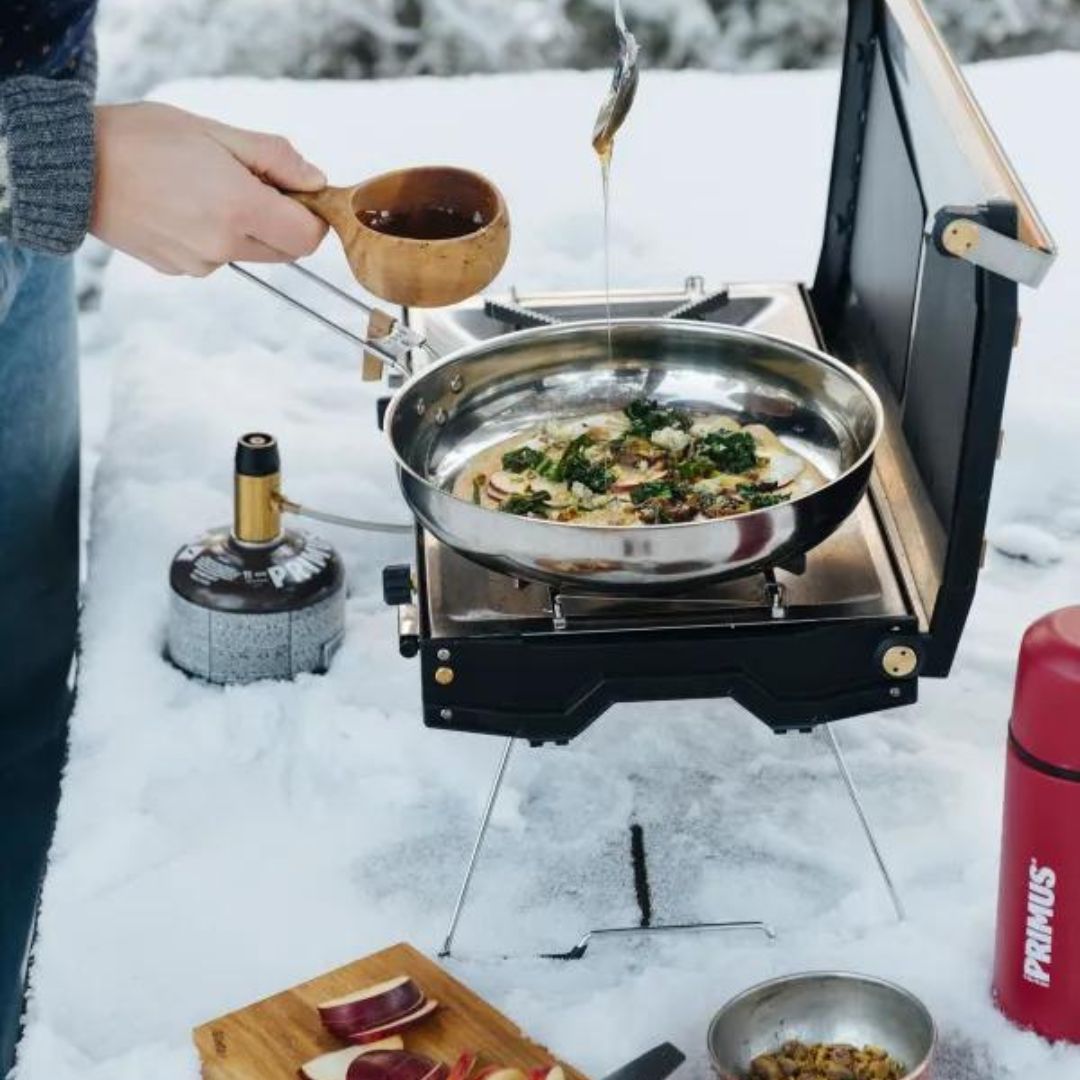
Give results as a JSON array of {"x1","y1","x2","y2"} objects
[{"x1": 96, "y1": 0, "x2": 1080, "y2": 101}]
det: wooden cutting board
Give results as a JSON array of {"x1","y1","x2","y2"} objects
[{"x1": 193, "y1": 942, "x2": 587, "y2": 1080}]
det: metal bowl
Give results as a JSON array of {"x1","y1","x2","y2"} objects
[
  {"x1": 385, "y1": 319, "x2": 883, "y2": 593},
  {"x1": 707, "y1": 972, "x2": 936, "y2": 1080}
]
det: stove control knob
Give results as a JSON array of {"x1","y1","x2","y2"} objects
[
  {"x1": 383, "y1": 564, "x2": 414, "y2": 607},
  {"x1": 878, "y1": 640, "x2": 921, "y2": 679}
]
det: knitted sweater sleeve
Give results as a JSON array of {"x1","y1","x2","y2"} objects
[{"x1": 0, "y1": 36, "x2": 97, "y2": 255}]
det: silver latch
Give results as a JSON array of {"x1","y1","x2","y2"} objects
[{"x1": 936, "y1": 211, "x2": 1054, "y2": 289}]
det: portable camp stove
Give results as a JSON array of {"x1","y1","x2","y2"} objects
[
  {"x1": 234, "y1": 0, "x2": 1055, "y2": 959},
  {"x1": 389, "y1": 279, "x2": 914, "y2": 742},
  {"x1": 380, "y1": 0, "x2": 1055, "y2": 957}
]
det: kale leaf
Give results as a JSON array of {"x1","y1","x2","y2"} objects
[
  {"x1": 737, "y1": 483, "x2": 791, "y2": 510},
  {"x1": 673, "y1": 456, "x2": 717, "y2": 482},
  {"x1": 555, "y1": 434, "x2": 614, "y2": 493},
  {"x1": 624, "y1": 397, "x2": 692, "y2": 438},
  {"x1": 500, "y1": 490, "x2": 553, "y2": 517},
  {"x1": 629, "y1": 479, "x2": 689, "y2": 505},
  {"x1": 501, "y1": 446, "x2": 549, "y2": 473},
  {"x1": 701, "y1": 430, "x2": 758, "y2": 474}
]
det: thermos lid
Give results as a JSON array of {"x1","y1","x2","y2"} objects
[{"x1": 1012, "y1": 606, "x2": 1080, "y2": 772}]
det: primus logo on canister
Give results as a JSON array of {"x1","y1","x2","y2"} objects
[{"x1": 1023, "y1": 859, "x2": 1057, "y2": 987}]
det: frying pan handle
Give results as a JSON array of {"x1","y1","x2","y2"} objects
[{"x1": 227, "y1": 261, "x2": 430, "y2": 376}]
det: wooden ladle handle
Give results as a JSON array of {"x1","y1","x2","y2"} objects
[{"x1": 287, "y1": 186, "x2": 356, "y2": 233}]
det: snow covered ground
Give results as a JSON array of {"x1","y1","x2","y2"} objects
[{"x1": 15, "y1": 56, "x2": 1080, "y2": 1080}]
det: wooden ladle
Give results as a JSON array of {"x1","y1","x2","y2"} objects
[{"x1": 290, "y1": 166, "x2": 510, "y2": 308}]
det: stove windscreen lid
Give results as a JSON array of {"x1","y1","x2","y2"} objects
[{"x1": 811, "y1": 0, "x2": 1056, "y2": 677}]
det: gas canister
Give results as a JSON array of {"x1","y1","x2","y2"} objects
[
  {"x1": 166, "y1": 434, "x2": 346, "y2": 684},
  {"x1": 993, "y1": 607, "x2": 1080, "y2": 1043}
]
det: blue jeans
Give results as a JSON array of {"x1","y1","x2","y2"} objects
[{"x1": 0, "y1": 242, "x2": 79, "y2": 1073}]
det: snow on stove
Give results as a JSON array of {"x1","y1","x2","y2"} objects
[{"x1": 16, "y1": 59, "x2": 1080, "y2": 1080}]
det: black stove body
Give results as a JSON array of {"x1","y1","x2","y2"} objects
[{"x1": 383, "y1": 0, "x2": 1054, "y2": 745}]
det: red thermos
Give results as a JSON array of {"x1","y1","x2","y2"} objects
[{"x1": 993, "y1": 607, "x2": 1080, "y2": 1043}]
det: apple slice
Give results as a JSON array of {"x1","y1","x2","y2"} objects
[
  {"x1": 345, "y1": 999, "x2": 441, "y2": 1045},
  {"x1": 473, "y1": 1069, "x2": 528, "y2": 1080},
  {"x1": 447, "y1": 1052, "x2": 478, "y2": 1080},
  {"x1": 612, "y1": 464, "x2": 666, "y2": 494},
  {"x1": 347, "y1": 1051, "x2": 447, "y2": 1080},
  {"x1": 527, "y1": 1068, "x2": 565, "y2": 1080},
  {"x1": 318, "y1": 976, "x2": 425, "y2": 1036},
  {"x1": 299, "y1": 1038, "x2": 406, "y2": 1080}
]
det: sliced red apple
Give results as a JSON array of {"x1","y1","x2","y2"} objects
[
  {"x1": 487, "y1": 471, "x2": 530, "y2": 497},
  {"x1": 612, "y1": 464, "x2": 666, "y2": 493},
  {"x1": 527, "y1": 1066, "x2": 564, "y2": 1080},
  {"x1": 447, "y1": 1052, "x2": 478, "y2": 1080},
  {"x1": 346, "y1": 1051, "x2": 447, "y2": 1080},
  {"x1": 299, "y1": 1038, "x2": 406, "y2": 1080},
  {"x1": 487, "y1": 472, "x2": 563, "y2": 499},
  {"x1": 345, "y1": 999, "x2": 441, "y2": 1045},
  {"x1": 318, "y1": 976, "x2": 424, "y2": 1035},
  {"x1": 473, "y1": 1069, "x2": 528, "y2": 1080}
]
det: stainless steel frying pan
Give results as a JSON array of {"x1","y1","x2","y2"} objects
[{"x1": 384, "y1": 319, "x2": 883, "y2": 592}]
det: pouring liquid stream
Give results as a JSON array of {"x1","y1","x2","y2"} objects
[
  {"x1": 592, "y1": 0, "x2": 638, "y2": 364},
  {"x1": 598, "y1": 142, "x2": 614, "y2": 364}
]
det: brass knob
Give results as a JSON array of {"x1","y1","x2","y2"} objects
[
  {"x1": 882, "y1": 646, "x2": 918, "y2": 679},
  {"x1": 942, "y1": 218, "x2": 980, "y2": 257},
  {"x1": 434, "y1": 666, "x2": 455, "y2": 686}
]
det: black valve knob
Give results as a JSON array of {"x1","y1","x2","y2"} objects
[
  {"x1": 383, "y1": 564, "x2": 414, "y2": 607},
  {"x1": 235, "y1": 432, "x2": 280, "y2": 476}
]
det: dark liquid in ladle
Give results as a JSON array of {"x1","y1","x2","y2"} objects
[{"x1": 358, "y1": 205, "x2": 485, "y2": 240}]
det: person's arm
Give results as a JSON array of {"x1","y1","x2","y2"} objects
[
  {"x1": 1, "y1": 33, "x2": 327, "y2": 272},
  {"x1": 0, "y1": 38, "x2": 96, "y2": 254}
]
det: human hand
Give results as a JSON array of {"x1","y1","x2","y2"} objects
[{"x1": 90, "y1": 102, "x2": 329, "y2": 276}]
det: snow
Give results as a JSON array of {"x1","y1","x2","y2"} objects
[
  {"x1": 991, "y1": 524, "x2": 1064, "y2": 567},
  {"x1": 15, "y1": 55, "x2": 1080, "y2": 1080}
]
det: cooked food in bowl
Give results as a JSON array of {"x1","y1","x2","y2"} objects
[
  {"x1": 748, "y1": 1040, "x2": 905, "y2": 1080},
  {"x1": 708, "y1": 973, "x2": 934, "y2": 1080},
  {"x1": 453, "y1": 397, "x2": 824, "y2": 526}
]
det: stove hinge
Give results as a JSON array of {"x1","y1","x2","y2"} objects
[{"x1": 933, "y1": 205, "x2": 1054, "y2": 289}]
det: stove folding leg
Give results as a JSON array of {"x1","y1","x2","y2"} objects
[
  {"x1": 438, "y1": 724, "x2": 904, "y2": 960},
  {"x1": 438, "y1": 736, "x2": 516, "y2": 958},
  {"x1": 821, "y1": 723, "x2": 906, "y2": 922},
  {"x1": 545, "y1": 920, "x2": 775, "y2": 961},
  {"x1": 439, "y1": 734, "x2": 774, "y2": 960}
]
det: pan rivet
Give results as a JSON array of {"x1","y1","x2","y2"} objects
[
  {"x1": 435, "y1": 409, "x2": 448, "y2": 425},
  {"x1": 889, "y1": 687, "x2": 902, "y2": 698},
  {"x1": 415, "y1": 399, "x2": 427, "y2": 416},
  {"x1": 450, "y1": 375, "x2": 464, "y2": 393},
  {"x1": 437, "y1": 648, "x2": 451, "y2": 662},
  {"x1": 440, "y1": 708, "x2": 453, "y2": 721},
  {"x1": 882, "y1": 645, "x2": 918, "y2": 679},
  {"x1": 434, "y1": 666, "x2": 455, "y2": 686}
]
